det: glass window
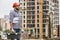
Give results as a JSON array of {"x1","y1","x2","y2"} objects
[
  {"x1": 24, "y1": 20, "x2": 25, "y2": 23},
  {"x1": 43, "y1": 20, "x2": 46, "y2": 23},
  {"x1": 32, "y1": 16, "x2": 35, "y2": 19},
  {"x1": 32, "y1": 20, "x2": 35, "y2": 23},
  {"x1": 24, "y1": 0, "x2": 25, "y2": 1},
  {"x1": 43, "y1": 1, "x2": 49, "y2": 4},
  {"x1": 27, "y1": 16, "x2": 31, "y2": 19},
  {"x1": 27, "y1": 24, "x2": 35, "y2": 27},
  {"x1": 37, "y1": 29, "x2": 39, "y2": 34},
  {"x1": 43, "y1": 29, "x2": 45, "y2": 32},
  {"x1": 37, "y1": 15, "x2": 39, "y2": 18},
  {"x1": 37, "y1": 2, "x2": 39, "y2": 5},
  {"x1": 27, "y1": 20, "x2": 31, "y2": 23},
  {"x1": 37, "y1": 35, "x2": 39, "y2": 38},
  {"x1": 32, "y1": 7, "x2": 35, "y2": 10},
  {"x1": 37, "y1": 29, "x2": 40, "y2": 38},
  {"x1": 24, "y1": 11, "x2": 25, "y2": 14},
  {"x1": 43, "y1": 10, "x2": 48, "y2": 13},
  {"x1": 46, "y1": 1, "x2": 49, "y2": 4},
  {"x1": 43, "y1": 1, "x2": 46, "y2": 4},
  {"x1": 37, "y1": 20, "x2": 39, "y2": 23},
  {"x1": 43, "y1": 6, "x2": 46, "y2": 9},
  {"x1": 43, "y1": 24, "x2": 46, "y2": 27},
  {"x1": 37, "y1": 6, "x2": 39, "y2": 9},
  {"x1": 37, "y1": 24, "x2": 39, "y2": 27},
  {"x1": 24, "y1": 24, "x2": 25, "y2": 27},
  {"x1": 24, "y1": 3, "x2": 25, "y2": 5},
  {"x1": 24, "y1": 16, "x2": 25, "y2": 19},
  {"x1": 32, "y1": 0, "x2": 34, "y2": 1},
  {"x1": 37, "y1": 11, "x2": 39, "y2": 14},
  {"x1": 43, "y1": 15, "x2": 47, "y2": 18}
]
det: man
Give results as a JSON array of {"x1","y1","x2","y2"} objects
[{"x1": 9, "y1": 2, "x2": 22, "y2": 40}]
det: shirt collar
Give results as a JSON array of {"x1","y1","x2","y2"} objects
[{"x1": 14, "y1": 9, "x2": 20, "y2": 13}]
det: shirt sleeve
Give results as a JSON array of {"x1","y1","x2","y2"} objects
[{"x1": 9, "y1": 11, "x2": 14, "y2": 22}]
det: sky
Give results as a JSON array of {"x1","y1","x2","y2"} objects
[{"x1": 0, "y1": 0, "x2": 19, "y2": 18}]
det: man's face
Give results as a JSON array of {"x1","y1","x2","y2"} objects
[{"x1": 15, "y1": 6, "x2": 20, "y2": 11}]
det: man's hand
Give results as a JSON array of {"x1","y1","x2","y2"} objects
[
  {"x1": 10, "y1": 22, "x2": 14, "y2": 27},
  {"x1": 10, "y1": 22, "x2": 15, "y2": 32},
  {"x1": 10, "y1": 28, "x2": 15, "y2": 33}
]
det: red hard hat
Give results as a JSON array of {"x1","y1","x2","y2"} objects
[{"x1": 13, "y1": 2, "x2": 20, "y2": 7}]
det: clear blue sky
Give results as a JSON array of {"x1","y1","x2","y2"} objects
[{"x1": 0, "y1": 0, "x2": 19, "y2": 18}]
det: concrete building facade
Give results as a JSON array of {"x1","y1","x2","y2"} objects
[
  {"x1": 49, "y1": 0, "x2": 59, "y2": 38},
  {"x1": 0, "y1": 17, "x2": 10, "y2": 31},
  {"x1": 20, "y1": 0, "x2": 59, "y2": 40}
]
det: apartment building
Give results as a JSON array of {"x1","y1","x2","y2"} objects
[
  {"x1": 20, "y1": 0, "x2": 59, "y2": 40},
  {"x1": 4, "y1": 15, "x2": 10, "y2": 30},
  {"x1": 0, "y1": 16, "x2": 10, "y2": 31},
  {"x1": 49, "y1": 0, "x2": 59, "y2": 38}
]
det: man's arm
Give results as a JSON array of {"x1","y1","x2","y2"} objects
[
  {"x1": 10, "y1": 22, "x2": 14, "y2": 29},
  {"x1": 9, "y1": 11, "x2": 14, "y2": 29}
]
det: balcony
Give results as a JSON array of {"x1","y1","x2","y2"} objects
[
  {"x1": 27, "y1": 10, "x2": 35, "y2": 11},
  {"x1": 43, "y1": 10, "x2": 48, "y2": 13},
  {"x1": 52, "y1": 4, "x2": 59, "y2": 8},
  {"x1": 27, "y1": 0, "x2": 35, "y2": 2},
  {"x1": 27, "y1": 20, "x2": 35, "y2": 23},
  {"x1": 27, "y1": 1, "x2": 35, "y2": 3},
  {"x1": 27, "y1": 20, "x2": 31, "y2": 23},
  {"x1": 43, "y1": 13, "x2": 49, "y2": 15},
  {"x1": 27, "y1": 24, "x2": 35, "y2": 28},
  {"x1": 27, "y1": 5, "x2": 35, "y2": 7},
  {"x1": 43, "y1": 9, "x2": 49, "y2": 11},
  {"x1": 27, "y1": 2, "x2": 35, "y2": 5},
  {"x1": 27, "y1": 7, "x2": 35, "y2": 10},
  {"x1": 27, "y1": 11, "x2": 35, "y2": 14},
  {"x1": 43, "y1": 4, "x2": 49, "y2": 6},
  {"x1": 27, "y1": 15, "x2": 31, "y2": 19},
  {"x1": 43, "y1": 1, "x2": 49, "y2": 5},
  {"x1": 27, "y1": 15, "x2": 35, "y2": 20}
]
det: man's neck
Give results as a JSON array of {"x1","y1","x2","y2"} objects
[{"x1": 14, "y1": 9, "x2": 19, "y2": 12}]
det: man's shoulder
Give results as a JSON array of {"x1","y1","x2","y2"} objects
[
  {"x1": 10, "y1": 10, "x2": 15, "y2": 13},
  {"x1": 10, "y1": 10, "x2": 16, "y2": 15}
]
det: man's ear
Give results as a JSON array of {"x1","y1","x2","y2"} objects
[{"x1": 13, "y1": 7, "x2": 15, "y2": 8}]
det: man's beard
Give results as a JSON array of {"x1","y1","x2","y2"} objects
[{"x1": 16, "y1": 8, "x2": 20, "y2": 11}]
